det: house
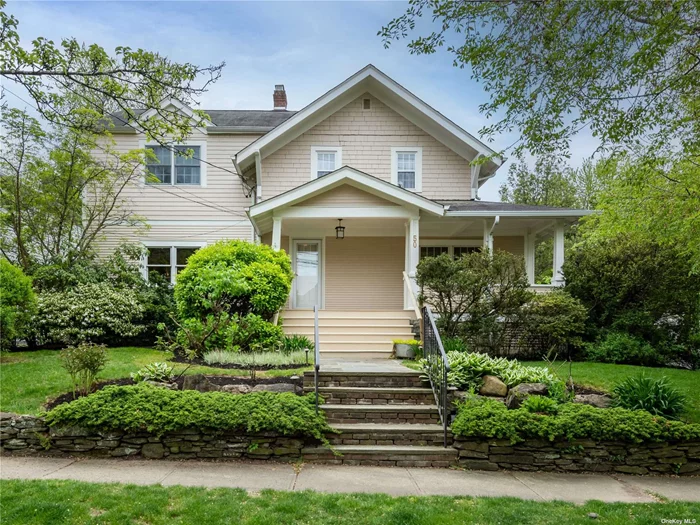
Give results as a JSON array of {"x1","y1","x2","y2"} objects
[{"x1": 101, "y1": 65, "x2": 592, "y2": 358}]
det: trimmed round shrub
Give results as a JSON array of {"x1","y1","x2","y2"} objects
[
  {"x1": 0, "y1": 259, "x2": 37, "y2": 350},
  {"x1": 521, "y1": 289, "x2": 588, "y2": 356},
  {"x1": 35, "y1": 283, "x2": 144, "y2": 345},
  {"x1": 584, "y1": 331, "x2": 662, "y2": 366},
  {"x1": 175, "y1": 240, "x2": 293, "y2": 320},
  {"x1": 611, "y1": 375, "x2": 687, "y2": 419}
]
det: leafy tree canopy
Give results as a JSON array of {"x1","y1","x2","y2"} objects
[
  {"x1": 0, "y1": 0, "x2": 223, "y2": 142},
  {"x1": 381, "y1": 0, "x2": 699, "y2": 162}
]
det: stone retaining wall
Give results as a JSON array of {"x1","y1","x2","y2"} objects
[
  {"x1": 0, "y1": 413, "x2": 313, "y2": 461},
  {"x1": 454, "y1": 437, "x2": 700, "y2": 475}
]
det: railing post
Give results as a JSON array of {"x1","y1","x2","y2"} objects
[{"x1": 314, "y1": 305, "x2": 320, "y2": 414}]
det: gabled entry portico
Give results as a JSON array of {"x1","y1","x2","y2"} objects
[{"x1": 247, "y1": 166, "x2": 444, "y2": 312}]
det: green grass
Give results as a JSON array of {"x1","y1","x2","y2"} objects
[
  {"x1": 1, "y1": 479, "x2": 699, "y2": 525},
  {"x1": 523, "y1": 360, "x2": 700, "y2": 423},
  {"x1": 0, "y1": 347, "x2": 311, "y2": 415}
]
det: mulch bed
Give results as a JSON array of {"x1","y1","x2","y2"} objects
[
  {"x1": 573, "y1": 384, "x2": 607, "y2": 395},
  {"x1": 44, "y1": 374, "x2": 304, "y2": 411},
  {"x1": 170, "y1": 350, "x2": 310, "y2": 371}
]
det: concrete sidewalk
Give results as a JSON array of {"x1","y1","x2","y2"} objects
[{"x1": 2, "y1": 456, "x2": 699, "y2": 504}]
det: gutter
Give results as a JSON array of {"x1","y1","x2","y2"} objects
[{"x1": 446, "y1": 209, "x2": 598, "y2": 218}]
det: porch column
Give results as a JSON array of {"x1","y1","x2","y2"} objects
[
  {"x1": 405, "y1": 217, "x2": 420, "y2": 308},
  {"x1": 483, "y1": 217, "x2": 499, "y2": 255},
  {"x1": 552, "y1": 222, "x2": 565, "y2": 285},
  {"x1": 272, "y1": 217, "x2": 282, "y2": 251},
  {"x1": 524, "y1": 231, "x2": 536, "y2": 285}
]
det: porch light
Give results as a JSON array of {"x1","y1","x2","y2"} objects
[{"x1": 335, "y1": 219, "x2": 345, "y2": 239}]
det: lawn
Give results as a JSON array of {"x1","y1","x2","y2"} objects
[
  {"x1": 0, "y1": 347, "x2": 311, "y2": 415},
  {"x1": 523, "y1": 360, "x2": 700, "y2": 423},
  {"x1": 1, "y1": 479, "x2": 699, "y2": 525}
]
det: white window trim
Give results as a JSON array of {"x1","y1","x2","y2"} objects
[
  {"x1": 139, "y1": 139, "x2": 208, "y2": 188},
  {"x1": 141, "y1": 241, "x2": 207, "y2": 284},
  {"x1": 391, "y1": 146, "x2": 423, "y2": 192},
  {"x1": 310, "y1": 146, "x2": 342, "y2": 180},
  {"x1": 420, "y1": 238, "x2": 481, "y2": 258}
]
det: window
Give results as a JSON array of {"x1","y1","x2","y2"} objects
[
  {"x1": 420, "y1": 242, "x2": 481, "y2": 260},
  {"x1": 145, "y1": 246, "x2": 200, "y2": 284},
  {"x1": 391, "y1": 147, "x2": 422, "y2": 191},
  {"x1": 310, "y1": 146, "x2": 342, "y2": 179},
  {"x1": 420, "y1": 246, "x2": 449, "y2": 259},
  {"x1": 453, "y1": 246, "x2": 481, "y2": 259},
  {"x1": 145, "y1": 143, "x2": 205, "y2": 186},
  {"x1": 363, "y1": 98, "x2": 371, "y2": 110}
]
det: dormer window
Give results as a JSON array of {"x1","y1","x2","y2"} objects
[
  {"x1": 311, "y1": 146, "x2": 342, "y2": 179},
  {"x1": 391, "y1": 147, "x2": 422, "y2": 192},
  {"x1": 144, "y1": 142, "x2": 207, "y2": 187}
]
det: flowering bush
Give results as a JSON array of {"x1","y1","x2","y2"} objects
[{"x1": 35, "y1": 283, "x2": 144, "y2": 345}]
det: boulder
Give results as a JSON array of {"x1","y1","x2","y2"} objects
[
  {"x1": 222, "y1": 384, "x2": 252, "y2": 394},
  {"x1": 251, "y1": 383, "x2": 296, "y2": 393},
  {"x1": 182, "y1": 374, "x2": 221, "y2": 393},
  {"x1": 479, "y1": 375, "x2": 508, "y2": 397},
  {"x1": 506, "y1": 383, "x2": 549, "y2": 409},
  {"x1": 144, "y1": 381, "x2": 178, "y2": 390},
  {"x1": 142, "y1": 443, "x2": 165, "y2": 459},
  {"x1": 573, "y1": 394, "x2": 612, "y2": 409}
]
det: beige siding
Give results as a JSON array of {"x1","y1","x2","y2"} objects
[
  {"x1": 93, "y1": 133, "x2": 259, "y2": 254},
  {"x1": 293, "y1": 184, "x2": 399, "y2": 208},
  {"x1": 325, "y1": 236, "x2": 404, "y2": 310},
  {"x1": 261, "y1": 94, "x2": 472, "y2": 201},
  {"x1": 95, "y1": 223, "x2": 254, "y2": 258},
  {"x1": 260, "y1": 233, "x2": 291, "y2": 254},
  {"x1": 494, "y1": 236, "x2": 525, "y2": 257}
]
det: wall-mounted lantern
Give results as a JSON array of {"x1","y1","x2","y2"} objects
[{"x1": 335, "y1": 219, "x2": 345, "y2": 239}]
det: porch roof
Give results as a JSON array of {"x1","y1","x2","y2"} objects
[
  {"x1": 247, "y1": 166, "x2": 446, "y2": 229},
  {"x1": 440, "y1": 200, "x2": 596, "y2": 218}
]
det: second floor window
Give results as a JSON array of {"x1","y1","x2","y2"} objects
[
  {"x1": 311, "y1": 146, "x2": 342, "y2": 179},
  {"x1": 391, "y1": 147, "x2": 422, "y2": 192},
  {"x1": 146, "y1": 145, "x2": 201, "y2": 185}
]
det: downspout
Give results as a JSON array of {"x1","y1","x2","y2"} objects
[
  {"x1": 254, "y1": 150, "x2": 262, "y2": 204},
  {"x1": 488, "y1": 215, "x2": 500, "y2": 256}
]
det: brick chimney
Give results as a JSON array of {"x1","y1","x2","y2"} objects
[{"x1": 273, "y1": 85, "x2": 287, "y2": 110}]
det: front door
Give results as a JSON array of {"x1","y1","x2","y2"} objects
[{"x1": 293, "y1": 240, "x2": 322, "y2": 309}]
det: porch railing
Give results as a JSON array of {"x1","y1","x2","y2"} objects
[
  {"x1": 313, "y1": 305, "x2": 320, "y2": 414},
  {"x1": 422, "y1": 305, "x2": 450, "y2": 447}
]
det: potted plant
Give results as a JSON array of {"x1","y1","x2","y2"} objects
[{"x1": 393, "y1": 339, "x2": 421, "y2": 359}]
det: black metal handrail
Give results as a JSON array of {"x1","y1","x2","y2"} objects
[
  {"x1": 313, "y1": 305, "x2": 320, "y2": 414},
  {"x1": 422, "y1": 305, "x2": 450, "y2": 447}
]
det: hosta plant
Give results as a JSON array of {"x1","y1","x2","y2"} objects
[{"x1": 131, "y1": 362, "x2": 175, "y2": 383}]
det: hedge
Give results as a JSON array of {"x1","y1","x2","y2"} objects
[
  {"x1": 44, "y1": 385, "x2": 332, "y2": 441},
  {"x1": 451, "y1": 399, "x2": 700, "y2": 444}
]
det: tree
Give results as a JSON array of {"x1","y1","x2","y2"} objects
[
  {"x1": 380, "y1": 0, "x2": 699, "y2": 161},
  {"x1": 0, "y1": 0, "x2": 223, "y2": 142},
  {"x1": 0, "y1": 108, "x2": 145, "y2": 270}
]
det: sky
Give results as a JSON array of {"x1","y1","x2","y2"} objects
[{"x1": 4, "y1": 1, "x2": 600, "y2": 201}]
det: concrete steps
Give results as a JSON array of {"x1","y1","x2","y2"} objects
[
  {"x1": 281, "y1": 310, "x2": 416, "y2": 358},
  {"x1": 327, "y1": 423, "x2": 451, "y2": 447},
  {"x1": 322, "y1": 404, "x2": 441, "y2": 425}
]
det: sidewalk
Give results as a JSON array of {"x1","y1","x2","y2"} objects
[{"x1": 2, "y1": 456, "x2": 699, "y2": 503}]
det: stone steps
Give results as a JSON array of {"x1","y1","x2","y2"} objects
[
  {"x1": 305, "y1": 371, "x2": 425, "y2": 389},
  {"x1": 327, "y1": 423, "x2": 451, "y2": 447},
  {"x1": 302, "y1": 444, "x2": 457, "y2": 468},
  {"x1": 307, "y1": 386, "x2": 435, "y2": 405},
  {"x1": 322, "y1": 404, "x2": 441, "y2": 425}
]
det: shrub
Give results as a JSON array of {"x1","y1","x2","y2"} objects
[
  {"x1": 59, "y1": 343, "x2": 108, "y2": 395},
  {"x1": 229, "y1": 313, "x2": 284, "y2": 351},
  {"x1": 611, "y1": 375, "x2": 687, "y2": 419},
  {"x1": 417, "y1": 250, "x2": 533, "y2": 347},
  {"x1": 175, "y1": 240, "x2": 293, "y2": 321},
  {"x1": 564, "y1": 236, "x2": 700, "y2": 350},
  {"x1": 434, "y1": 351, "x2": 558, "y2": 391},
  {"x1": 441, "y1": 337, "x2": 468, "y2": 353},
  {"x1": 282, "y1": 334, "x2": 313, "y2": 353},
  {"x1": 0, "y1": 259, "x2": 37, "y2": 350},
  {"x1": 451, "y1": 398, "x2": 700, "y2": 444},
  {"x1": 44, "y1": 384, "x2": 332, "y2": 442},
  {"x1": 203, "y1": 350, "x2": 308, "y2": 367},
  {"x1": 521, "y1": 395, "x2": 559, "y2": 415},
  {"x1": 131, "y1": 362, "x2": 175, "y2": 384},
  {"x1": 584, "y1": 331, "x2": 662, "y2": 367},
  {"x1": 520, "y1": 290, "x2": 588, "y2": 357},
  {"x1": 35, "y1": 283, "x2": 144, "y2": 345}
]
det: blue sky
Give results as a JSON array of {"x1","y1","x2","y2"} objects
[{"x1": 5, "y1": 1, "x2": 598, "y2": 201}]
